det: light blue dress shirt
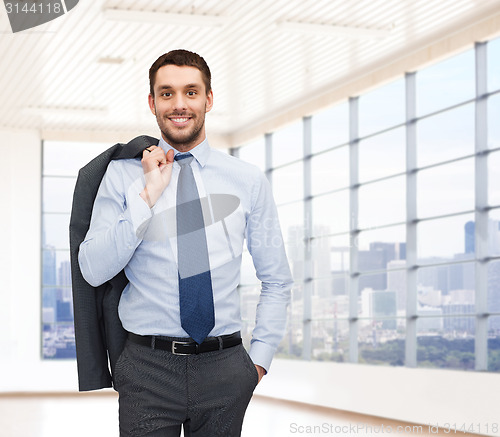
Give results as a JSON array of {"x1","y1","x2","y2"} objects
[{"x1": 78, "y1": 137, "x2": 293, "y2": 371}]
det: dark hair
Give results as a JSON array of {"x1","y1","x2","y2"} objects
[{"x1": 149, "y1": 49, "x2": 211, "y2": 96}]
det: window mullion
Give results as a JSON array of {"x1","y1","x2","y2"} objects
[
  {"x1": 349, "y1": 96, "x2": 359, "y2": 363},
  {"x1": 475, "y1": 41, "x2": 488, "y2": 371},
  {"x1": 405, "y1": 71, "x2": 418, "y2": 368}
]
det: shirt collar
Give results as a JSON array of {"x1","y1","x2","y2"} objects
[{"x1": 158, "y1": 136, "x2": 211, "y2": 168}]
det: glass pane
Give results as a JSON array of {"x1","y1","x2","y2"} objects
[
  {"x1": 42, "y1": 214, "x2": 70, "y2": 249},
  {"x1": 237, "y1": 137, "x2": 265, "y2": 171},
  {"x1": 416, "y1": 49, "x2": 475, "y2": 116},
  {"x1": 359, "y1": 265, "x2": 407, "y2": 315},
  {"x1": 240, "y1": 250, "x2": 259, "y2": 286},
  {"x1": 417, "y1": 320, "x2": 475, "y2": 370},
  {"x1": 43, "y1": 141, "x2": 111, "y2": 176},
  {"x1": 489, "y1": 317, "x2": 500, "y2": 372},
  {"x1": 287, "y1": 240, "x2": 305, "y2": 282},
  {"x1": 311, "y1": 190, "x2": 349, "y2": 235},
  {"x1": 311, "y1": 146, "x2": 349, "y2": 195},
  {"x1": 358, "y1": 176, "x2": 406, "y2": 229},
  {"x1": 311, "y1": 277, "x2": 349, "y2": 315},
  {"x1": 359, "y1": 78, "x2": 405, "y2": 137},
  {"x1": 417, "y1": 103, "x2": 474, "y2": 168},
  {"x1": 311, "y1": 102, "x2": 349, "y2": 153},
  {"x1": 272, "y1": 161, "x2": 303, "y2": 205},
  {"x1": 278, "y1": 284, "x2": 304, "y2": 358},
  {"x1": 311, "y1": 320, "x2": 349, "y2": 362},
  {"x1": 272, "y1": 121, "x2": 303, "y2": 167},
  {"x1": 359, "y1": 317, "x2": 405, "y2": 366},
  {"x1": 418, "y1": 263, "x2": 474, "y2": 314},
  {"x1": 311, "y1": 239, "x2": 339, "y2": 279},
  {"x1": 277, "y1": 320, "x2": 303, "y2": 359},
  {"x1": 387, "y1": 262, "x2": 407, "y2": 313},
  {"x1": 488, "y1": 261, "x2": 500, "y2": 314},
  {"x1": 240, "y1": 319, "x2": 255, "y2": 350},
  {"x1": 277, "y1": 201, "x2": 304, "y2": 245},
  {"x1": 359, "y1": 272, "x2": 390, "y2": 297},
  {"x1": 489, "y1": 210, "x2": 500, "y2": 256},
  {"x1": 359, "y1": 127, "x2": 405, "y2": 183},
  {"x1": 42, "y1": 287, "x2": 73, "y2": 323},
  {"x1": 417, "y1": 214, "x2": 474, "y2": 263},
  {"x1": 42, "y1": 177, "x2": 76, "y2": 213},
  {"x1": 417, "y1": 158, "x2": 474, "y2": 219},
  {"x1": 357, "y1": 225, "x2": 406, "y2": 256},
  {"x1": 42, "y1": 250, "x2": 71, "y2": 287},
  {"x1": 313, "y1": 234, "x2": 351, "y2": 273},
  {"x1": 489, "y1": 151, "x2": 500, "y2": 206},
  {"x1": 43, "y1": 323, "x2": 76, "y2": 359},
  {"x1": 489, "y1": 93, "x2": 500, "y2": 150},
  {"x1": 488, "y1": 37, "x2": 500, "y2": 92}
]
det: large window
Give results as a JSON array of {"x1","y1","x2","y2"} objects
[
  {"x1": 238, "y1": 37, "x2": 500, "y2": 371},
  {"x1": 42, "y1": 141, "x2": 111, "y2": 359}
]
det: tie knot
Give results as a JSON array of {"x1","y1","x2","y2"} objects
[{"x1": 175, "y1": 153, "x2": 194, "y2": 166}]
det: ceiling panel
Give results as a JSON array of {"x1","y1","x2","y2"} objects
[{"x1": 0, "y1": 0, "x2": 498, "y2": 145}]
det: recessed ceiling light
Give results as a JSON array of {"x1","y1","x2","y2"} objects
[
  {"x1": 102, "y1": 8, "x2": 226, "y2": 28},
  {"x1": 23, "y1": 106, "x2": 108, "y2": 116},
  {"x1": 276, "y1": 21, "x2": 394, "y2": 40}
]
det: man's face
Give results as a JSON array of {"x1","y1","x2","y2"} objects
[{"x1": 149, "y1": 65, "x2": 213, "y2": 151}]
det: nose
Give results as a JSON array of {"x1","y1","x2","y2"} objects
[{"x1": 172, "y1": 93, "x2": 188, "y2": 111}]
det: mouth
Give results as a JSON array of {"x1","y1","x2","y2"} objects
[{"x1": 168, "y1": 115, "x2": 192, "y2": 127}]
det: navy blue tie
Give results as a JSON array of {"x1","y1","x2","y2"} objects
[{"x1": 175, "y1": 153, "x2": 215, "y2": 344}]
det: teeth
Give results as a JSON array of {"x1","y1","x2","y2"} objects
[{"x1": 171, "y1": 117, "x2": 189, "y2": 122}]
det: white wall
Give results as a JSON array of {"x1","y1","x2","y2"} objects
[
  {"x1": 256, "y1": 359, "x2": 500, "y2": 436},
  {"x1": 0, "y1": 129, "x2": 78, "y2": 392}
]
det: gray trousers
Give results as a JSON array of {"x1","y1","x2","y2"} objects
[{"x1": 114, "y1": 338, "x2": 259, "y2": 437}]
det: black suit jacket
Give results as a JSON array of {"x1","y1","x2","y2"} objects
[{"x1": 69, "y1": 135, "x2": 158, "y2": 392}]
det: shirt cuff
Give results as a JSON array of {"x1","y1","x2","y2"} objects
[{"x1": 248, "y1": 340, "x2": 276, "y2": 373}]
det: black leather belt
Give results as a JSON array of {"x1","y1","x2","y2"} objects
[{"x1": 127, "y1": 331, "x2": 242, "y2": 355}]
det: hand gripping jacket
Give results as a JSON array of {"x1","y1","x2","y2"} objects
[{"x1": 69, "y1": 135, "x2": 158, "y2": 391}]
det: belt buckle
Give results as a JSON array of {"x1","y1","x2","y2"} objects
[{"x1": 171, "y1": 340, "x2": 191, "y2": 355}]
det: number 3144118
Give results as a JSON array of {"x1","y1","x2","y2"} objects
[{"x1": 5, "y1": 3, "x2": 62, "y2": 14}]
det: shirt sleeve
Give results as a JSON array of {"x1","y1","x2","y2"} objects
[
  {"x1": 78, "y1": 160, "x2": 154, "y2": 287},
  {"x1": 245, "y1": 171, "x2": 293, "y2": 372}
]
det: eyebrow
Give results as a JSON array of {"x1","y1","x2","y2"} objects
[{"x1": 157, "y1": 83, "x2": 202, "y2": 91}]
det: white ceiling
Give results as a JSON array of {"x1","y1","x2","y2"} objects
[{"x1": 0, "y1": 0, "x2": 499, "y2": 146}]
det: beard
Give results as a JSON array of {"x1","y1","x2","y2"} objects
[{"x1": 156, "y1": 107, "x2": 206, "y2": 150}]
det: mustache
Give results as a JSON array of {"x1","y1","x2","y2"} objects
[{"x1": 165, "y1": 112, "x2": 195, "y2": 117}]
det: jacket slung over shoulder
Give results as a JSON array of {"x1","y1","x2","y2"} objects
[{"x1": 69, "y1": 135, "x2": 158, "y2": 392}]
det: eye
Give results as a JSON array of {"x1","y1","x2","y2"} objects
[
  {"x1": 187, "y1": 91, "x2": 197, "y2": 96},
  {"x1": 161, "y1": 92, "x2": 172, "y2": 97}
]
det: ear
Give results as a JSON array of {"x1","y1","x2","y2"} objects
[
  {"x1": 148, "y1": 93, "x2": 156, "y2": 115},
  {"x1": 205, "y1": 90, "x2": 214, "y2": 113}
]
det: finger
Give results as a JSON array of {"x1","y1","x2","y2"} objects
[{"x1": 166, "y1": 149, "x2": 175, "y2": 164}]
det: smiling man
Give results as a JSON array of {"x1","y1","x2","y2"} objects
[{"x1": 77, "y1": 50, "x2": 293, "y2": 436}]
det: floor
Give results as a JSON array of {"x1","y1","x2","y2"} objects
[{"x1": 0, "y1": 393, "x2": 483, "y2": 437}]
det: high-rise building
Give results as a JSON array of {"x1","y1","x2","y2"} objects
[
  {"x1": 359, "y1": 242, "x2": 405, "y2": 291},
  {"x1": 361, "y1": 288, "x2": 397, "y2": 330},
  {"x1": 465, "y1": 221, "x2": 475, "y2": 254},
  {"x1": 387, "y1": 260, "x2": 406, "y2": 311}
]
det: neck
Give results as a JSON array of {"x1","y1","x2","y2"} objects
[{"x1": 161, "y1": 134, "x2": 206, "y2": 153}]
